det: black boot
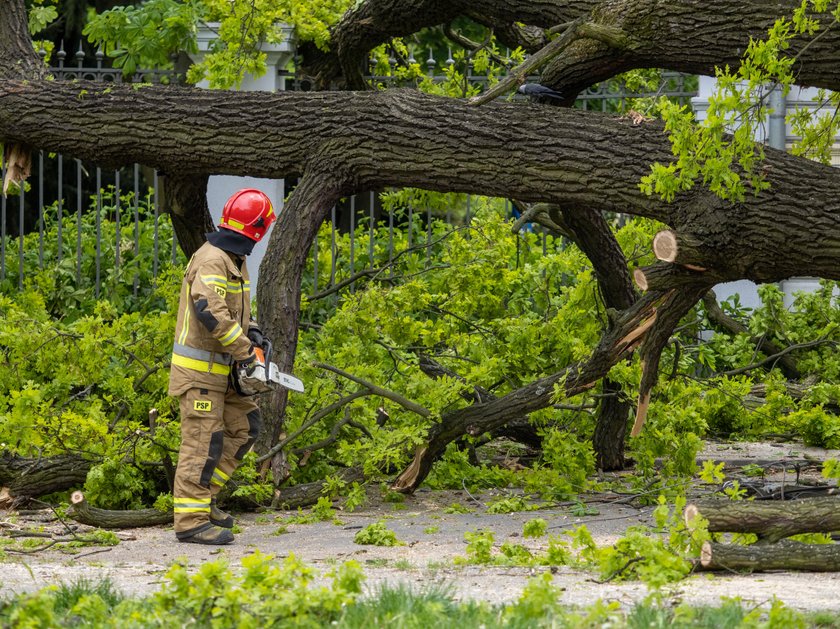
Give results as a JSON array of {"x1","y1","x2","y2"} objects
[
  {"x1": 210, "y1": 499, "x2": 235, "y2": 529},
  {"x1": 177, "y1": 524, "x2": 234, "y2": 545}
]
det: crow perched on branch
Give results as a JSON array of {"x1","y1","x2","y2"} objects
[{"x1": 518, "y1": 83, "x2": 566, "y2": 105}]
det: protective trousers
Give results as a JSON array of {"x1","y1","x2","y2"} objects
[{"x1": 173, "y1": 386, "x2": 262, "y2": 538}]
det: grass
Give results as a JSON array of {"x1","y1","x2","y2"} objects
[{"x1": 52, "y1": 577, "x2": 124, "y2": 614}]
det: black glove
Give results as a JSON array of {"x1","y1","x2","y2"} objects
[
  {"x1": 247, "y1": 321, "x2": 265, "y2": 347},
  {"x1": 239, "y1": 349, "x2": 257, "y2": 369}
]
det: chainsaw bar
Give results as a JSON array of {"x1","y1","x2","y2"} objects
[{"x1": 268, "y1": 363, "x2": 305, "y2": 392}]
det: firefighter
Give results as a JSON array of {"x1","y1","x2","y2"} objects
[{"x1": 168, "y1": 188, "x2": 276, "y2": 544}]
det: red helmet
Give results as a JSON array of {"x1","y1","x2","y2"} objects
[{"x1": 220, "y1": 189, "x2": 276, "y2": 242}]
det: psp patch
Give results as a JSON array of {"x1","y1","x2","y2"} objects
[
  {"x1": 214, "y1": 285, "x2": 227, "y2": 298},
  {"x1": 194, "y1": 400, "x2": 212, "y2": 412}
]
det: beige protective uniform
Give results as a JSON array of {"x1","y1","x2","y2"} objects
[{"x1": 168, "y1": 241, "x2": 261, "y2": 538}]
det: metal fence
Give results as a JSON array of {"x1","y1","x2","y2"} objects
[{"x1": 1, "y1": 46, "x2": 697, "y2": 300}]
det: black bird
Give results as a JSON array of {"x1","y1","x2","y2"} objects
[{"x1": 518, "y1": 83, "x2": 566, "y2": 105}]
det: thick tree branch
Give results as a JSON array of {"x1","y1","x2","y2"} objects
[
  {"x1": 6, "y1": 82, "x2": 840, "y2": 286},
  {"x1": 392, "y1": 290, "x2": 674, "y2": 492},
  {"x1": 160, "y1": 173, "x2": 215, "y2": 258},
  {"x1": 254, "y1": 169, "x2": 350, "y2": 481},
  {"x1": 0, "y1": 0, "x2": 45, "y2": 80},
  {"x1": 299, "y1": 0, "x2": 840, "y2": 98}
]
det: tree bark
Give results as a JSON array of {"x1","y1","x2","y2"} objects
[
  {"x1": 685, "y1": 497, "x2": 840, "y2": 544},
  {"x1": 557, "y1": 207, "x2": 636, "y2": 470},
  {"x1": 5, "y1": 82, "x2": 840, "y2": 289},
  {"x1": 68, "y1": 491, "x2": 172, "y2": 528},
  {"x1": 700, "y1": 539, "x2": 840, "y2": 572},
  {"x1": 160, "y1": 173, "x2": 215, "y2": 258},
  {"x1": 0, "y1": 453, "x2": 92, "y2": 501},
  {"x1": 255, "y1": 171, "x2": 350, "y2": 479},
  {"x1": 300, "y1": 0, "x2": 840, "y2": 97},
  {"x1": 0, "y1": 0, "x2": 44, "y2": 80}
]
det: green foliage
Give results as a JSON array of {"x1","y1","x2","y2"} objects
[
  {"x1": 229, "y1": 452, "x2": 274, "y2": 504},
  {"x1": 824, "y1": 459, "x2": 840, "y2": 481},
  {"x1": 279, "y1": 498, "x2": 339, "y2": 525},
  {"x1": 0, "y1": 187, "x2": 182, "y2": 315},
  {"x1": 354, "y1": 520, "x2": 403, "y2": 546},
  {"x1": 83, "y1": 0, "x2": 200, "y2": 77},
  {"x1": 522, "y1": 518, "x2": 548, "y2": 539},
  {"x1": 643, "y1": 1, "x2": 840, "y2": 201},
  {"x1": 424, "y1": 447, "x2": 517, "y2": 492},
  {"x1": 85, "y1": 460, "x2": 157, "y2": 510},
  {"x1": 485, "y1": 495, "x2": 539, "y2": 514},
  {"x1": 86, "y1": 0, "x2": 352, "y2": 88},
  {"x1": 699, "y1": 461, "x2": 726, "y2": 485},
  {"x1": 0, "y1": 194, "x2": 183, "y2": 509},
  {"x1": 4, "y1": 571, "x2": 831, "y2": 629},
  {"x1": 154, "y1": 552, "x2": 364, "y2": 627},
  {"x1": 343, "y1": 482, "x2": 368, "y2": 512}
]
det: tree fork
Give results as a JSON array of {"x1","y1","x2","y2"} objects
[
  {"x1": 700, "y1": 539, "x2": 840, "y2": 572},
  {"x1": 685, "y1": 497, "x2": 840, "y2": 543}
]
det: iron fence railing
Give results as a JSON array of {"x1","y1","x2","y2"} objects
[{"x1": 1, "y1": 48, "x2": 697, "y2": 301}]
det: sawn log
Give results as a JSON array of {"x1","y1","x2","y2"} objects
[
  {"x1": 685, "y1": 496, "x2": 840, "y2": 543},
  {"x1": 701, "y1": 539, "x2": 840, "y2": 572},
  {"x1": 68, "y1": 491, "x2": 172, "y2": 529}
]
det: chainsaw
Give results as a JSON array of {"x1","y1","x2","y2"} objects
[{"x1": 234, "y1": 338, "x2": 305, "y2": 395}]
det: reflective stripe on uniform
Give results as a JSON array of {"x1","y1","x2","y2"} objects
[
  {"x1": 219, "y1": 323, "x2": 243, "y2": 346},
  {"x1": 171, "y1": 353, "x2": 231, "y2": 375},
  {"x1": 174, "y1": 497, "x2": 211, "y2": 513},
  {"x1": 201, "y1": 273, "x2": 248, "y2": 294},
  {"x1": 173, "y1": 343, "x2": 232, "y2": 365},
  {"x1": 225, "y1": 281, "x2": 250, "y2": 294},
  {"x1": 210, "y1": 468, "x2": 230, "y2": 487},
  {"x1": 200, "y1": 274, "x2": 228, "y2": 289},
  {"x1": 178, "y1": 283, "x2": 191, "y2": 345}
]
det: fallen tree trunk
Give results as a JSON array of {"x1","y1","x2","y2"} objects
[
  {"x1": 700, "y1": 539, "x2": 840, "y2": 572},
  {"x1": 685, "y1": 497, "x2": 840, "y2": 543},
  {"x1": 68, "y1": 491, "x2": 172, "y2": 529},
  {"x1": 0, "y1": 453, "x2": 92, "y2": 502}
]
